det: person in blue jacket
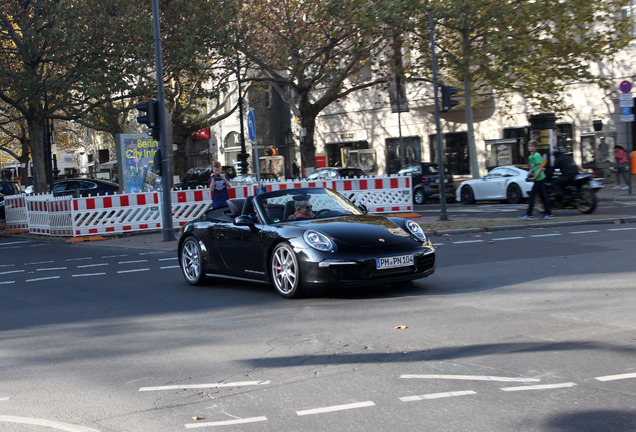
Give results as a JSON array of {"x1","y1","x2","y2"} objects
[{"x1": 209, "y1": 161, "x2": 232, "y2": 208}]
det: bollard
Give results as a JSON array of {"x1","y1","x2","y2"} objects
[{"x1": 631, "y1": 150, "x2": 636, "y2": 175}]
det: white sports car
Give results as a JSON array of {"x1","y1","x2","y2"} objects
[{"x1": 455, "y1": 166, "x2": 533, "y2": 204}]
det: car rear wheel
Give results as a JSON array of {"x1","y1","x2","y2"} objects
[
  {"x1": 271, "y1": 243, "x2": 303, "y2": 298},
  {"x1": 413, "y1": 188, "x2": 427, "y2": 205},
  {"x1": 506, "y1": 183, "x2": 523, "y2": 204},
  {"x1": 460, "y1": 186, "x2": 475, "y2": 204},
  {"x1": 180, "y1": 236, "x2": 206, "y2": 285}
]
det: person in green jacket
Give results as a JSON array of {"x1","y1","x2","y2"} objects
[{"x1": 519, "y1": 140, "x2": 553, "y2": 220}]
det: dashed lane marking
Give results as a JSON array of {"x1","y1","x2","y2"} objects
[
  {"x1": 400, "y1": 390, "x2": 477, "y2": 402},
  {"x1": 595, "y1": 372, "x2": 636, "y2": 382},
  {"x1": 296, "y1": 401, "x2": 376, "y2": 416},
  {"x1": 72, "y1": 273, "x2": 106, "y2": 278},
  {"x1": 139, "y1": 380, "x2": 271, "y2": 392},
  {"x1": 500, "y1": 382, "x2": 577, "y2": 392},
  {"x1": 491, "y1": 236, "x2": 524, "y2": 241},
  {"x1": 185, "y1": 416, "x2": 267, "y2": 429},
  {"x1": 0, "y1": 415, "x2": 101, "y2": 432},
  {"x1": 529, "y1": 233, "x2": 562, "y2": 238},
  {"x1": 401, "y1": 374, "x2": 540, "y2": 383},
  {"x1": 116, "y1": 268, "x2": 150, "y2": 274},
  {"x1": 26, "y1": 276, "x2": 60, "y2": 282}
]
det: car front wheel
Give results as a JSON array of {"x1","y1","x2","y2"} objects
[
  {"x1": 180, "y1": 236, "x2": 206, "y2": 285},
  {"x1": 271, "y1": 243, "x2": 303, "y2": 298}
]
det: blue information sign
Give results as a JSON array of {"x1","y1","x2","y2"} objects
[{"x1": 247, "y1": 110, "x2": 256, "y2": 142}]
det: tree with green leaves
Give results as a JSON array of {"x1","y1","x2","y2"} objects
[
  {"x1": 0, "y1": 0, "x2": 152, "y2": 192},
  {"x1": 403, "y1": 0, "x2": 632, "y2": 177},
  {"x1": 236, "y1": 0, "x2": 394, "y2": 170}
]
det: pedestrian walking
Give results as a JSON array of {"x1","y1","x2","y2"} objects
[
  {"x1": 292, "y1": 158, "x2": 301, "y2": 180},
  {"x1": 613, "y1": 145, "x2": 630, "y2": 190},
  {"x1": 519, "y1": 140, "x2": 553, "y2": 220}
]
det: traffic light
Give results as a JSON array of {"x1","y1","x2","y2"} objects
[
  {"x1": 136, "y1": 99, "x2": 160, "y2": 140},
  {"x1": 440, "y1": 85, "x2": 459, "y2": 112}
]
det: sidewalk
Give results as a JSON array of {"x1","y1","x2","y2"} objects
[{"x1": 1, "y1": 177, "x2": 634, "y2": 251}]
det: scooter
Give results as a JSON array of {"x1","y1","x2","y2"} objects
[{"x1": 535, "y1": 173, "x2": 603, "y2": 214}]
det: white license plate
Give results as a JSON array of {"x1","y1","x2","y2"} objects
[{"x1": 376, "y1": 254, "x2": 414, "y2": 269}]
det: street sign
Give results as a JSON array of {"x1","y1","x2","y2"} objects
[
  {"x1": 622, "y1": 107, "x2": 632, "y2": 115},
  {"x1": 247, "y1": 110, "x2": 256, "y2": 142},
  {"x1": 620, "y1": 114, "x2": 634, "y2": 122},
  {"x1": 620, "y1": 80, "x2": 632, "y2": 93},
  {"x1": 619, "y1": 93, "x2": 633, "y2": 107}
]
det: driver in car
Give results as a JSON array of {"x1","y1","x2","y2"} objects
[{"x1": 293, "y1": 199, "x2": 315, "y2": 219}]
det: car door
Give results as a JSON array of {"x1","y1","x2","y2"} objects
[{"x1": 479, "y1": 168, "x2": 507, "y2": 199}]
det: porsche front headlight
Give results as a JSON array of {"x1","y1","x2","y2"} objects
[
  {"x1": 405, "y1": 219, "x2": 427, "y2": 242},
  {"x1": 303, "y1": 230, "x2": 334, "y2": 252}
]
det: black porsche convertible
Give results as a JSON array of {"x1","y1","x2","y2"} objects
[{"x1": 178, "y1": 187, "x2": 436, "y2": 298}]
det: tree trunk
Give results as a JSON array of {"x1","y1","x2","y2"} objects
[
  {"x1": 28, "y1": 117, "x2": 48, "y2": 194},
  {"x1": 298, "y1": 96, "x2": 318, "y2": 171}
]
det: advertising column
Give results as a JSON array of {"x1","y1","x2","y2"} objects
[
  {"x1": 115, "y1": 134, "x2": 162, "y2": 193},
  {"x1": 529, "y1": 113, "x2": 557, "y2": 170}
]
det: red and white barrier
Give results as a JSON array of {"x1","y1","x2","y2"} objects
[
  {"x1": 4, "y1": 194, "x2": 28, "y2": 230},
  {"x1": 4, "y1": 175, "x2": 412, "y2": 237}
]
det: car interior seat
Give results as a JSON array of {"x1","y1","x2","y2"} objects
[
  {"x1": 283, "y1": 200, "x2": 296, "y2": 220},
  {"x1": 227, "y1": 198, "x2": 245, "y2": 217}
]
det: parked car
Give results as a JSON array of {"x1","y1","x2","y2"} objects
[
  {"x1": 174, "y1": 166, "x2": 237, "y2": 190},
  {"x1": 455, "y1": 165, "x2": 532, "y2": 204},
  {"x1": 178, "y1": 187, "x2": 436, "y2": 298},
  {"x1": 52, "y1": 178, "x2": 119, "y2": 197},
  {"x1": 231, "y1": 172, "x2": 278, "y2": 183},
  {"x1": 305, "y1": 167, "x2": 367, "y2": 180},
  {"x1": 0, "y1": 180, "x2": 23, "y2": 218},
  {"x1": 398, "y1": 163, "x2": 455, "y2": 205}
]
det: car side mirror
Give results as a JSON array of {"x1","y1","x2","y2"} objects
[
  {"x1": 233, "y1": 215, "x2": 255, "y2": 226},
  {"x1": 357, "y1": 203, "x2": 368, "y2": 214}
]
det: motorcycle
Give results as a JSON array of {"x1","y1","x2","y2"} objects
[{"x1": 535, "y1": 173, "x2": 603, "y2": 214}]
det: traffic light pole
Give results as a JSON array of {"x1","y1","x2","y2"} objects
[
  {"x1": 428, "y1": 7, "x2": 448, "y2": 221},
  {"x1": 151, "y1": 0, "x2": 174, "y2": 241}
]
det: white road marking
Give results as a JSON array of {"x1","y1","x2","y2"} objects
[
  {"x1": 0, "y1": 269, "x2": 24, "y2": 275},
  {"x1": 117, "y1": 268, "x2": 150, "y2": 274},
  {"x1": 118, "y1": 260, "x2": 148, "y2": 264},
  {"x1": 595, "y1": 372, "x2": 636, "y2": 382},
  {"x1": 0, "y1": 281, "x2": 15, "y2": 285},
  {"x1": 296, "y1": 401, "x2": 375, "y2": 416},
  {"x1": 400, "y1": 390, "x2": 477, "y2": 402},
  {"x1": 452, "y1": 240, "x2": 484, "y2": 244},
  {"x1": 500, "y1": 382, "x2": 576, "y2": 392},
  {"x1": 0, "y1": 396, "x2": 9, "y2": 401},
  {"x1": 25, "y1": 260, "x2": 53, "y2": 265},
  {"x1": 76, "y1": 263, "x2": 108, "y2": 268},
  {"x1": 26, "y1": 276, "x2": 61, "y2": 282},
  {"x1": 158, "y1": 257, "x2": 178, "y2": 261},
  {"x1": 101, "y1": 254, "x2": 128, "y2": 258},
  {"x1": 530, "y1": 233, "x2": 562, "y2": 238},
  {"x1": 608, "y1": 227, "x2": 636, "y2": 231},
  {"x1": 570, "y1": 230, "x2": 599, "y2": 234},
  {"x1": 66, "y1": 257, "x2": 93, "y2": 262},
  {"x1": 72, "y1": 273, "x2": 106, "y2": 278},
  {"x1": 185, "y1": 416, "x2": 267, "y2": 429},
  {"x1": 139, "y1": 380, "x2": 271, "y2": 392},
  {"x1": 401, "y1": 374, "x2": 540, "y2": 382},
  {"x1": 491, "y1": 236, "x2": 524, "y2": 241},
  {"x1": 160, "y1": 265, "x2": 180, "y2": 270},
  {"x1": 0, "y1": 415, "x2": 101, "y2": 432},
  {"x1": 0, "y1": 241, "x2": 29, "y2": 246},
  {"x1": 37, "y1": 267, "x2": 68, "y2": 271}
]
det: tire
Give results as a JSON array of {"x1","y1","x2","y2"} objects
[
  {"x1": 271, "y1": 243, "x2": 303, "y2": 298},
  {"x1": 180, "y1": 236, "x2": 206, "y2": 285},
  {"x1": 460, "y1": 186, "x2": 475, "y2": 204},
  {"x1": 506, "y1": 183, "x2": 523, "y2": 204},
  {"x1": 413, "y1": 188, "x2": 427, "y2": 205},
  {"x1": 575, "y1": 188, "x2": 597, "y2": 214}
]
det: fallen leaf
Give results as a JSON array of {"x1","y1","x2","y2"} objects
[
  {"x1": 395, "y1": 325, "x2": 408, "y2": 330},
  {"x1": 192, "y1": 416, "x2": 204, "y2": 421}
]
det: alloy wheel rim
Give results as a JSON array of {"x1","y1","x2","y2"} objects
[
  {"x1": 273, "y1": 247, "x2": 296, "y2": 294},
  {"x1": 182, "y1": 240, "x2": 200, "y2": 282}
]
